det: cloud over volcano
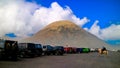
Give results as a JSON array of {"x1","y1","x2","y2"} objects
[{"x1": 0, "y1": 0, "x2": 89, "y2": 38}]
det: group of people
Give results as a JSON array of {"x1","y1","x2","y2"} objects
[{"x1": 98, "y1": 46, "x2": 108, "y2": 55}]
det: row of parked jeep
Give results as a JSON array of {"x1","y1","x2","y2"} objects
[{"x1": 0, "y1": 39, "x2": 97, "y2": 61}]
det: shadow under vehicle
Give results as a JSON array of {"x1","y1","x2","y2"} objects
[{"x1": 0, "y1": 39, "x2": 18, "y2": 61}]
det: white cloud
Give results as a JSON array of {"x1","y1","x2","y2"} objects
[
  {"x1": 89, "y1": 20, "x2": 100, "y2": 37},
  {"x1": 101, "y1": 24, "x2": 120, "y2": 40},
  {"x1": 86, "y1": 20, "x2": 120, "y2": 40},
  {"x1": 0, "y1": 0, "x2": 39, "y2": 37},
  {"x1": 0, "y1": 1, "x2": 89, "y2": 38},
  {"x1": 87, "y1": 20, "x2": 109, "y2": 40},
  {"x1": 30, "y1": 2, "x2": 90, "y2": 32}
]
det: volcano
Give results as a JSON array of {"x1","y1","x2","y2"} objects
[{"x1": 25, "y1": 20, "x2": 112, "y2": 49}]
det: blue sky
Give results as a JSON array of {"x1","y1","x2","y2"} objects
[
  {"x1": 0, "y1": 0, "x2": 120, "y2": 46},
  {"x1": 26, "y1": 0, "x2": 120, "y2": 28}
]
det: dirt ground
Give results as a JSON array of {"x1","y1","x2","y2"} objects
[{"x1": 0, "y1": 51, "x2": 120, "y2": 68}]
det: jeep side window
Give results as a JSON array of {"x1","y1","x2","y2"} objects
[
  {"x1": 5, "y1": 43, "x2": 11, "y2": 49},
  {"x1": 0, "y1": 41, "x2": 4, "y2": 48},
  {"x1": 36, "y1": 44, "x2": 41, "y2": 48}
]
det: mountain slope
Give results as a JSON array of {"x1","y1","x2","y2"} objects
[{"x1": 25, "y1": 20, "x2": 112, "y2": 49}]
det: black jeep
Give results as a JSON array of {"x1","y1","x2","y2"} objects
[
  {"x1": 42, "y1": 45, "x2": 54, "y2": 55},
  {"x1": 0, "y1": 39, "x2": 18, "y2": 61},
  {"x1": 53, "y1": 46, "x2": 64, "y2": 55},
  {"x1": 35, "y1": 44, "x2": 43, "y2": 56},
  {"x1": 18, "y1": 43, "x2": 36, "y2": 58}
]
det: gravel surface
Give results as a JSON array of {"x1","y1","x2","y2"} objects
[{"x1": 0, "y1": 51, "x2": 120, "y2": 68}]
